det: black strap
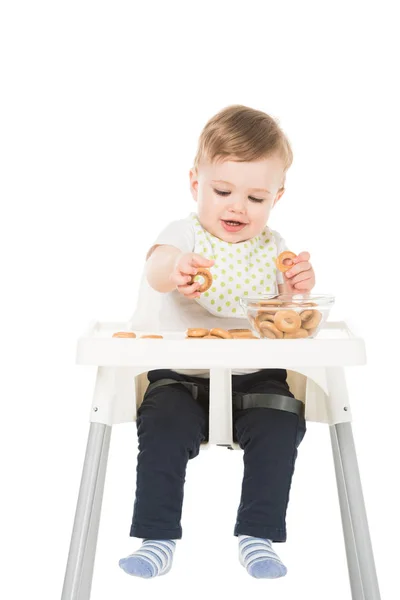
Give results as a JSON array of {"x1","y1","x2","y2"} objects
[
  {"x1": 145, "y1": 378, "x2": 304, "y2": 417},
  {"x1": 146, "y1": 378, "x2": 199, "y2": 400},
  {"x1": 233, "y1": 392, "x2": 304, "y2": 417}
]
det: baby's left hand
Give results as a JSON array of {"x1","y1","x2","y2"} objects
[{"x1": 283, "y1": 251, "x2": 315, "y2": 292}]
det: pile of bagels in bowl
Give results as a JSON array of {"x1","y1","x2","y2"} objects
[{"x1": 240, "y1": 294, "x2": 335, "y2": 339}]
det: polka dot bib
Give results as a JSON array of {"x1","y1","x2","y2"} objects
[{"x1": 190, "y1": 213, "x2": 279, "y2": 318}]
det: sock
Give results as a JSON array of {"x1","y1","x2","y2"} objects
[
  {"x1": 119, "y1": 539, "x2": 176, "y2": 578},
  {"x1": 238, "y1": 535, "x2": 287, "y2": 579}
]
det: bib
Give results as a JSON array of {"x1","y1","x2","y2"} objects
[{"x1": 190, "y1": 213, "x2": 279, "y2": 318}]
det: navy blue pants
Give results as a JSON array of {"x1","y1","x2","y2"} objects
[{"x1": 130, "y1": 368, "x2": 306, "y2": 542}]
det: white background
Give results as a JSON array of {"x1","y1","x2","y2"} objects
[{"x1": 1, "y1": 1, "x2": 399, "y2": 599}]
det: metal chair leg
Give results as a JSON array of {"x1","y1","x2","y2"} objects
[
  {"x1": 330, "y1": 422, "x2": 381, "y2": 600},
  {"x1": 61, "y1": 423, "x2": 112, "y2": 600}
]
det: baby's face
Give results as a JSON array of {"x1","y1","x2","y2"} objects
[{"x1": 190, "y1": 155, "x2": 285, "y2": 243}]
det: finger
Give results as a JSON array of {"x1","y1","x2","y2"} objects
[
  {"x1": 172, "y1": 273, "x2": 193, "y2": 286},
  {"x1": 293, "y1": 278, "x2": 314, "y2": 291},
  {"x1": 292, "y1": 251, "x2": 310, "y2": 264},
  {"x1": 290, "y1": 271, "x2": 313, "y2": 286},
  {"x1": 177, "y1": 281, "x2": 201, "y2": 295},
  {"x1": 176, "y1": 264, "x2": 198, "y2": 276},
  {"x1": 285, "y1": 261, "x2": 311, "y2": 278},
  {"x1": 190, "y1": 253, "x2": 215, "y2": 268}
]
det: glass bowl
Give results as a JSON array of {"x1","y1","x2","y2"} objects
[{"x1": 240, "y1": 294, "x2": 335, "y2": 339}]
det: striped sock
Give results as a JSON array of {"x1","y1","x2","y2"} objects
[
  {"x1": 119, "y1": 539, "x2": 176, "y2": 578},
  {"x1": 238, "y1": 535, "x2": 287, "y2": 579}
]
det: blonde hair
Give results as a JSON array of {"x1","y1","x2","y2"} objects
[{"x1": 193, "y1": 105, "x2": 293, "y2": 188}]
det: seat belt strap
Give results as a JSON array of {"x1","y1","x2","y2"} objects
[
  {"x1": 233, "y1": 392, "x2": 304, "y2": 417},
  {"x1": 145, "y1": 378, "x2": 304, "y2": 417},
  {"x1": 145, "y1": 378, "x2": 200, "y2": 400}
]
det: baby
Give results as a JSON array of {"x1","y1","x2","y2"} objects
[{"x1": 119, "y1": 105, "x2": 316, "y2": 579}]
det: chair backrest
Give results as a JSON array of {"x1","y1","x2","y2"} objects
[{"x1": 287, "y1": 370, "x2": 307, "y2": 403}]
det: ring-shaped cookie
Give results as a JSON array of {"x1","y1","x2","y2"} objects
[
  {"x1": 229, "y1": 329, "x2": 256, "y2": 338},
  {"x1": 210, "y1": 328, "x2": 232, "y2": 339},
  {"x1": 186, "y1": 328, "x2": 209, "y2": 337},
  {"x1": 251, "y1": 299, "x2": 283, "y2": 307},
  {"x1": 259, "y1": 321, "x2": 284, "y2": 339},
  {"x1": 274, "y1": 310, "x2": 302, "y2": 333},
  {"x1": 190, "y1": 268, "x2": 212, "y2": 293},
  {"x1": 276, "y1": 251, "x2": 297, "y2": 273},
  {"x1": 255, "y1": 313, "x2": 275, "y2": 328},
  {"x1": 284, "y1": 328, "x2": 309, "y2": 339},
  {"x1": 300, "y1": 309, "x2": 322, "y2": 330},
  {"x1": 232, "y1": 333, "x2": 258, "y2": 339},
  {"x1": 256, "y1": 305, "x2": 280, "y2": 313},
  {"x1": 112, "y1": 331, "x2": 136, "y2": 338},
  {"x1": 228, "y1": 328, "x2": 252, "y2": 334}
]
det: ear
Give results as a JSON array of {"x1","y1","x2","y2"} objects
[
  {"x1": 272, "y1": 187, "x2": 285, "y2": 207},
  {"x1": 189, "y1": 168, "x2": 199, "y2": 201}
]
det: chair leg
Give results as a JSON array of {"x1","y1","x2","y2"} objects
[
  {"x1": 330, "y1": 423, "x2": 381, "y2": 600},
  {"x1": 61, "y1": 423, "x2": 112, "y2": 600}
]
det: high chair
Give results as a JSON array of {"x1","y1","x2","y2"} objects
[{"x1": 61, "y1": 320, "x2": 381, "y2": 600}]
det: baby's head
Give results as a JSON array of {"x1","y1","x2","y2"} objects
[{"x1": 190, "y1": 105, "x2": 293, "y2": 243}]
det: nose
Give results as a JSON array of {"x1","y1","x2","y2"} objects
[{"x1": 229, "y1": 195, "x2": 246, "y2": 213}]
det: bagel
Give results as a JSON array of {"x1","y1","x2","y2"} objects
[
  {"x1": 300, "y1": 309, "x2": 322, "y2": 330},
  {"x1": 112, "y1": 331, "x2": 136, "y2": 338},
  {"x1": 228, "y1": 329, "x2": 257, "y2": 339},
  {"x1": 189, "y1": 267, "x2": 213, "y2": 293},
  {"x1": 274, "y1": 310, "x2": 302, "y2": 333},
  {"x1": 275, "y1": 251, "x2": 297, "y2": 273},
  {"x1": 186, "y1": 328, "x2": 209, "y2": 337},
  {"x1": 209, "y1": 328, "x2": 233, "y2": 339},
  {"x1": 252, "y1": 299, "x2": 283, "y2": 307},
  {"x1": 232, "y1": 334, "x2": 258, "y2": 339},
  {"x1": 284, "y1": 328, "x2": 309, "y2": 339},
  {"x1": 255, "y1": 312, "x2": 275, "y2": 324},
  {"x1": 259, "y1": 321, "x2": 284, "y2": 339}
]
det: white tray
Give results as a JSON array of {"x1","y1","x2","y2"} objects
[{"x1": 77, "y1": 320, "x2": 366, "y2": 368}]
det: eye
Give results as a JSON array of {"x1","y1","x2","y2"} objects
[
  {"x1": 249, "y1": 196, "x2": 265, "y2": 203},
  {"x1": 214, "y1": 189, "x2": 231, "y2": 196}
]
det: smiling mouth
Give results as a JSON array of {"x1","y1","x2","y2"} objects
[
  {"x1": 223, "y1": 220, "x2": 246, "y2": 226},
  {"x1": 221, "y1": 219, "x2": 248, "y2": 233}
]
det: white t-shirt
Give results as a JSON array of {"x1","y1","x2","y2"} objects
[{"x1": 128, "y1": 213, "x2": 288, "y2": 377}]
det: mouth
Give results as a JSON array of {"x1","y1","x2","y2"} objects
[{"x1": 221, "y1": 219, "x2": 247, "y2": 233}]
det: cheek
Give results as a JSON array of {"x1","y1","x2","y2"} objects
[
  {"x1": 247, "y1": 203, "x2": 272, "y2": 232},
  {"x1": 249, "y1": 202, "x2": 270, "y2": 220},
  {"x1": 197, "y1": 191, "x2": 213, "y2": 222},
  {"x1": 198, "y1": 188, "x2": 220, "y2": 212}
]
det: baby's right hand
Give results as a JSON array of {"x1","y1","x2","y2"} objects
[{"x1": 170, "y1": 252, "x2": 214, "y2": 299}]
